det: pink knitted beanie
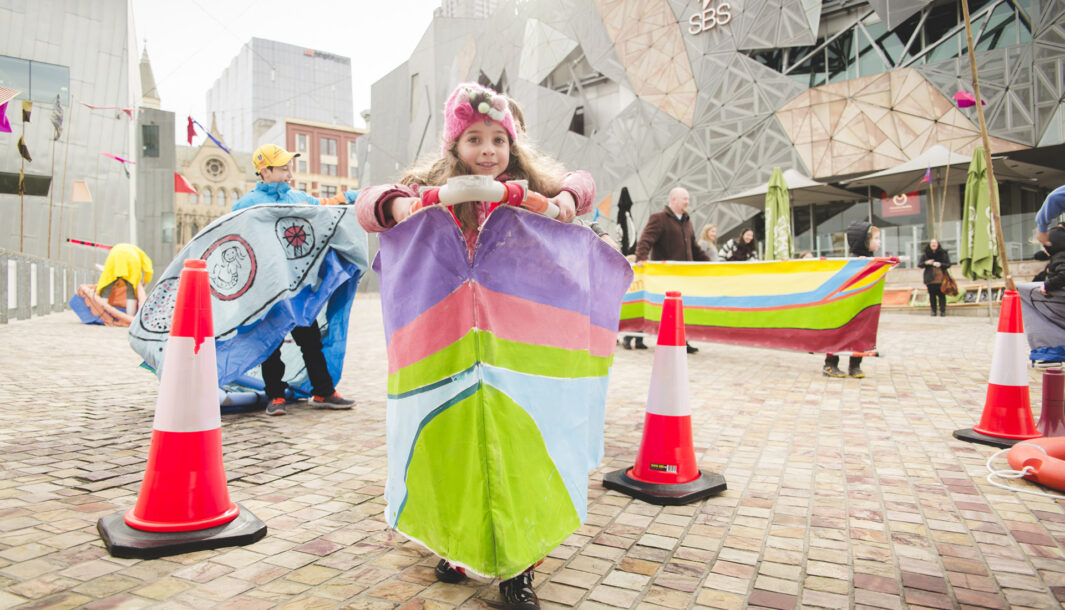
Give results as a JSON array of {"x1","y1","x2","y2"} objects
[{"x1": 441, "y1": 82, "x2": 517, "y2": 154}]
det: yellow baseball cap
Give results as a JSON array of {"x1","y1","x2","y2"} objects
[{"x1": 253, "y1": 144, "x2": 299, "y2": 172}]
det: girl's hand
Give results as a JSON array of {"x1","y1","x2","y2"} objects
[
  {"x1": 548, "y1": 191, "x2": 576, "y2": 223},
  {"x1": 389, "y1": 197, "x2": 421, "y2": 223}
]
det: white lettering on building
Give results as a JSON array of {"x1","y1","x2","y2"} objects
[{"x1": 688, "y1": 1, "x2": 732, "y2": 35}]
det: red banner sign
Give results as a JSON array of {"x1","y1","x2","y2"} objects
[{"x1": 881, "y1": 191, "x2": 920, "y2": 217}]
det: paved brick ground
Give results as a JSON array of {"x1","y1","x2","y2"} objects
[{"x1": 2, "y1": 298, "x2": 1065, "y2": 609}]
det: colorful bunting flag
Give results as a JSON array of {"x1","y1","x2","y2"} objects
[
  {"x1": 190, "y1": 117, "x2": 230, "y2": 154},
  {"x1": 920, "y1": 167, "x2": 931, "y2": 183},
  {"x1": 174, "y1": 172, "x2": 197, "y2": 194},
  {"x1": 593, "y1": 193, "x2": 612, "y2": 222},
  {"x1": 186, "y1": 116, "x2": 196, "y2": 145},
  {"x1": 79, "y1": 101, "x2": 134, "y2": 119},
  {"x1": 954, "y1": 90, "x2": 985, "y2": 109},
  {"x1": 0, "y1": 102, "x2": 10, "y2": 134},
  {"x1": 101, "y1": 152, "x2": 134, "y2": 165},
  {"x1": 51, "y1": 93, "x2": 63, "y2": 141},
  {"x1": 17, "y1": 170, "x2": 24, "y2": 195},
  {"x1": 17, "y1": 135, "x2": 31, "y2": 162},
  {"x1": 21, "y1": 100, "x2": 31, "y2": 123},
  {"x1": 0, "y1": 86, "x2": 18, "y2": 106}
]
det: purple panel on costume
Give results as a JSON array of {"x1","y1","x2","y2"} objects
[
  {"x1": 475, "y1": 208, "x2": 630, "y2": 330},
  {"x1": 377, "y1": 209, "x2": 471, "y2": 337}
]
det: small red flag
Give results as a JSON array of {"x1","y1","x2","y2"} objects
[
  {"x1": 187, "y1": 116, "x2": 196, "y2": 145},
  {"x1": 174, "y1": 172, "x2": 197, "y2": 194}
]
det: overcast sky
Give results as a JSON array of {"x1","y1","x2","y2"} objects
[{"x1": 131, "y1": 0, "x2": 441, "y2": 138}]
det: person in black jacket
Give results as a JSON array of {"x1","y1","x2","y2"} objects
[
  {"x1": 824, "y1": 220, "x2": 880, "y2": 378},
  {"x1": 1040, "y1": 226, "x2": 1065, "y2": 295},
  {"x1": 918, "y1": 239, "x2": 952, "y2": 317}
]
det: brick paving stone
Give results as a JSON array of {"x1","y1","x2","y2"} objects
[{"x1": 587, "y1": 584, "x2": 639, "y2": 608}]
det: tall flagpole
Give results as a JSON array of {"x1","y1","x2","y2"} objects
[
  {"x1": 961, "y1": 0, "x2": 1013, "y2": 292},
  {"x1": 47, "y1": 138, "x2": 56, "y2": 259},
  {"x1": 59, "y1": 95, "x2": 74, "y2": 267}
]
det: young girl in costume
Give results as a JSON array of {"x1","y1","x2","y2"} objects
[{"x1": 355, "y1": 82, "x2": 597, "y2": 610}]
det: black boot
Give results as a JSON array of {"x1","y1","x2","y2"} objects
[
  {"x1": 622, "y1": 336, "x2": 633, "y2": 350},
  {"x1": 434, "y1": 559, "x2": 466, "y2": 583},
  {"x1": 499, "y1": 571, "x2": 538, "y2": 609},
  {"x1": 633, "y1": 336, "x2": 648, "y2": 350},
  {"x1": 686, "y1": 342, "x2": 698, "y2": 354}
]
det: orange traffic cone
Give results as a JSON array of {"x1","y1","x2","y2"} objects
[
  {"x1": 603, "y1": 291, "x2": 726, "y2": 505},
  {"x1": 1037, "y1": 368, "x2": 1065, "y2": 437},
  {"x1": 954, "y1": 290, "x2": 1040, "y2": 448},
  {"x1": 98, "y1": 259, "x2": 267, "y2": 558}
]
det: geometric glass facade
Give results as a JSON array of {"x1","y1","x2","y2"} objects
[{"x1": 363, "y1": 0, "x2": 1065, "y2": 268}]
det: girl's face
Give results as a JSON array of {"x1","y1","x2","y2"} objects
[
  {"x1": 742, "y1": 230, "x2": 754, "y2": 243},
  {"x1": 708, "y1": 227, "x2": 717, "y2": 240},
  {"x1": 456, "y1": 121, "x2": 511, "y2": 178}
]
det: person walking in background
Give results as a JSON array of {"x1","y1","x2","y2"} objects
[
  {"x1": 698, "y1": 224, "x2": 720, "y2": 261},
  {"x1": 720, "y1": 227, "x2": 759, "y2": 261},
  {"x1": 634, "y1": 186, "x2": 709, "y2": 354},
  {"x1": 918, "y1": 238, "x2": 952, "y2": 316},
  {"x1": 823, "y1": 220, "x2": 880, "y2": 378},
  {"x1": 232, "y1": 143, "x2": 358, "y2": 415}
]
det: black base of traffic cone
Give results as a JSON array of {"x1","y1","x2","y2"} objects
[
  {"x1": 952, "y1": 427, "x2": 1025, "y2": 449},
  {"x1": 603, "y1": 468, "x2": 726, "y2": 506},
  {"x1": 97, "y1": 504, "x2": 267, "y2": 559}
]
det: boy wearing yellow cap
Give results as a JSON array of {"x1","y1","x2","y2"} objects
[{"x1": 232, "y1": 143, "x2": 358, "y2": 414}]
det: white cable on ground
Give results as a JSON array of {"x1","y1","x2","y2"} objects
[{"x1": 985, "y1": 446, "x2": 1065, "y2": 500}]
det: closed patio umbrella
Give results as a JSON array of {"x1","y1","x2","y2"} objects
[{"x1": 764, "y1": 167, "x2": 792, "y2": 260}]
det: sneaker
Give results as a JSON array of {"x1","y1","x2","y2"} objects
[
  {"x1": 822, "y1": 365, "x2": 846, "y2": 378},
  {"x1": 499, "y1": 571, "x2": 538, "y2": 609},
  {"x1": 686, "y1": 342, "x2": 698, "y2": 354},
  {"x1": 434, "y1": 558, "x2": 466, "y2": 583},
  {"x1": 848, "y1": 367, "x2": 866, "y2": 379},
  {"x1": 265, "y1": 397, "x2": 287, "y2": 416},
  {"x1": 312, "y1": 392, "x2": 355, "y2": 409},
  {"x1": 633, "y1": 337, "x2": 648, "y2": 350}
]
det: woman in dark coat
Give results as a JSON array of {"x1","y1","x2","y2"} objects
[
  {"x1": 918, "y1": 239, "x2": 951, "y2": 316},
  {"x1": 720, "y1": 228, "x2": 759, "y2": 261}
]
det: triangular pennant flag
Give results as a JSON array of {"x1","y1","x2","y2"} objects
[
  {"x1": 51, "y1": 93, "x2": 63, "y2": 141},
  {"x1": 0, "y1": 86, "x2": 19, "y2": 106},
  {"x1": 597, "y1": 193, "x2": 612, "y2": 219},
  {"x1": 17, "y1": 135, "x2": 32, "y2": 162},
  {"x1": 21, "y1": 100, "x2": 31, "y2": 123},
  {"x1": 0, "y1": 102, "x2": 11, "y2": 134},
  {"x1": 174, "y1": 172, "x2": 197, "y2": 194},
  {"x1": 191, "y1": 117, "x2": 230, "y2": 154},
  {"x1": 186, "y1": 116, "x2": 196, "y2": 145},
  {"x1": 79, "y1": 101, "x2": 134, "y2": 119},
  {"x1": 101, "y1": 152, "x2": 134, "y2": 164},
  {"x1": 17, "y1": 169, "x2": 24, "y2": 195}
]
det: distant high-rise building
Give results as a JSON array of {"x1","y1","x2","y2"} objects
[
  {"x1": 436, "y1": 0, "x2": 499, "y2": 18},
  {"x1": 206, "y1": 38, "x2": 354, "y2": 153}
]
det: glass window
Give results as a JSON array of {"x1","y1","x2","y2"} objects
[
  {"x1": 218, "y1": 189, "x2": 226, "y2": 208},
  {"x1": 233, "y1": 189, "x2": 241, "y2": 201},
  {"x1": 189, "y1": 188, "x2": 198, "y2": 204},
  {"x1": 141, "y1": 124, "x2": 160, "y2": 158},
  {"x1": 321, "y1": 185, "x2": 337, "y2": 198},
  {"x1": 0, "y1": 55, "x2": 30, "y2": 97},
  {"x1": 297, "y1": 182, "x2": 307, "y2": 191},
  {"x1": 161, "y1": 212, "x2": 174, "y2": 244},
  {"x1": 297, "y1": 133, "x2": 308, "y2": 152},
  {"x1": 320, "y1": 137, "x2": 337, "y2": 156},
  {"x1": 297, "y1": 159, "x2": 308, "y2": 173},
  {"x1": 203, "y1": 188, "x2": 212, "y2": 206},
  {"x1": 349, "y1": 140, "x2": 358, "y2": 159},
  {"x1": 30, "y1": 60, "x2": 69, "y2": 104},
  {"x1": 322, "y1": 163, "x2": 337, "y2": 176}
]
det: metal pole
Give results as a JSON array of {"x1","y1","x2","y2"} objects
[
  {"x1": 47, "y1": 138, "x2": 56, "y2": 259},
  {"x1": 961, "y1": 0, "x2": 1013, "y2": 291}
]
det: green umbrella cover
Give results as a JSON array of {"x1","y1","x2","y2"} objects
[
  {"x1": 960, "y1": 147, "x2": 1002, "y2": 280},
  {"x1": 764, "y1": 167, "x2": 792, "y2": 260}
]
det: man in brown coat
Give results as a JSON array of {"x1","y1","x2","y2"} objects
[{"x1": 631, "y1": 187, "x2": 708, "y2": 353}]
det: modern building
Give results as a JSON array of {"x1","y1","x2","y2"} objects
[
  {"x1": 0, "y1": 0, "x2": 146, "y2": 265},
  {"x1": 136, "y1": 47, "x2": 177, "y2": 271},
  {"x1": 437, "y1": 0, "x2": 501, "y2": 18},
  {"x1": 259, "y1": 117, "x2": 365, "y2": 199},
  {"x1": 206, "y1": 38, "x2": 355, "y2": 154},
  {"x1": 363, "y1": 0, "x2": 1065, "y2": 267}
]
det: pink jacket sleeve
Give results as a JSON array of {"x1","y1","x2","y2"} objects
[
  {"x1": 559, "y1": 170, "x2": 596, "y2": 216},
  {"x1": 354, "y1": 183, "x2": 420, "y2": 233}
]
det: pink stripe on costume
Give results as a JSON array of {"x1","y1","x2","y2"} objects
[
  {"x1": 473, "y1": 284, "x2": 617, "y2": 357},
  {"x1": 386, "y1": 283, "x2": 476, "y2": 374}
]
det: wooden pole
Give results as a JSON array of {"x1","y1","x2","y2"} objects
[
  {"x1": 60, "y1": 95, "x2": 74, "y2": 267},
  {"x1": 47, "y1": 138, "x2": 56, "y2": 259},
  {"x1": 961, "y1": 0, "x2": 1013, "y2": 291}
]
